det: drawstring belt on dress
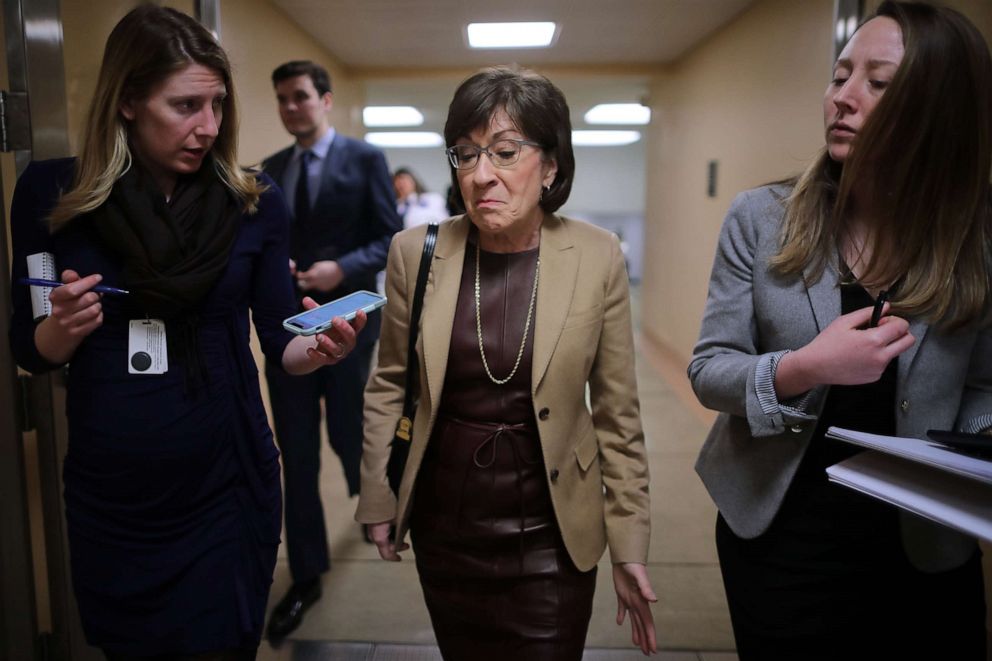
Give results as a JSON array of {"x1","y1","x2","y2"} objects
[{"x1": 451, "y1": 418, "x2": 541, "y2": 575}]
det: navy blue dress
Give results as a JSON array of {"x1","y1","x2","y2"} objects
[{"x1": 9, "y1": 159, "x2": 296, "y2": 655}]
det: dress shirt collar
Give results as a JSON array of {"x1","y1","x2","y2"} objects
[{"x1": 293, "y1": 127, "x2": 336, "y2": 162}]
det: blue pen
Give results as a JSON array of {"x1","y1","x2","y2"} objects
[{"x1": 20, "y1": 277, "x2": 130, "y2": 296}]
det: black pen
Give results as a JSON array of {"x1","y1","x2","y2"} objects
[
  {"x1": 869, "y1": 289, "x2": 889, "y2": 328},
  {"x1": 20, "y1": 277, "x2": 130, "y2": 296}
]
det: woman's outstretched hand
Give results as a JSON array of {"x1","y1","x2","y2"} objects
[
  {"x1": 282, "y1": 298, "x2": 366, "y2": 375},
  {"x1": 613, "y1": 562, "x2": 659, "y2": 655},
  {"x1": 368, "y1": 521, "x2": 409, "y2": 561}
]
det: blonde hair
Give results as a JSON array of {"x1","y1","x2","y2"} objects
[
  {"x1": 50, "y1": 4, "x2": 263, "y2": 228},
  {"x1": 772, "y1": 1, "x2": 992, "y2": 331}
]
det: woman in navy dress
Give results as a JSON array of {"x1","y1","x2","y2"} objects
[{"x1": 9, "y1": 6, "x2": 364, "y2": 659}]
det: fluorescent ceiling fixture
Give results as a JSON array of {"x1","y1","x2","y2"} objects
[
  {"x1": 363, "y1": 106, "x2": 424, "y2": 127},
  {"x1": 584, "y1": 103, "x2": 651, "y2": 125},
  {"x1": 364, "y1": 131, "x2": 444, "y2": 148},
  {"x1": 467, "y1": 22, "x2": 556, "y2": 49},
  {"x1": 572, "y1": 130, "x2": 641, "y2": 147}
]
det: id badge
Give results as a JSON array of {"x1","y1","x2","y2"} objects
[{"x1": 128, "y1": 319, "x2": 168, "y2": 374}]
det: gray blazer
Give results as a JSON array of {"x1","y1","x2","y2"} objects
[{"x1": 689, "y1": 184, "x2": 992, "y2": 571}]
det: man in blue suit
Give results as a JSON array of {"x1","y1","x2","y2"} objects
[{"x1": 262, "y1": 60, "x2": 401, "y2": 639}]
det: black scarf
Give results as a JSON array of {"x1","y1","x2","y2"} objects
[
  {"x1": 93, "y1": 155, "x2": 240, "y2": 318},
  {"x1": 92, "y1": 155, "x2": 240, "y2": 389}
]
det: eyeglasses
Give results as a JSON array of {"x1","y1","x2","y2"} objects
[{"x1": 445, "y1": 139, "x2": 542, "y2": 170}]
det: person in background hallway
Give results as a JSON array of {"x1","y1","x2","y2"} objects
[
  {"x1": 358, "y1": 66, "x2": 657, "y2": 660},
  {"x1": 394, "y1": 167, "x2": 448, "y2": 228},
  {"x1": 261, "y1": 60, "x2": 401, "y2": 639},
  {"x1": 689, "y1": 3, "x2": 991, "y2": 659},
  {"x1": 8, "y1": 6, "x2": 364, "y2": 659}
]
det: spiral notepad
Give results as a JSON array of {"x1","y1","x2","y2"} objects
[{"x1": 26, "y1": 252, "x2": 56, "y2": 319}]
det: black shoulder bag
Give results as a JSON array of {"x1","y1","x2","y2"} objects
[{"x1": 386, "y1": 222, "x2": 439, "y2": 496}]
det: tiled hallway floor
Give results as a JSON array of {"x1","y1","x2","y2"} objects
[
  {"x1": 259, "y1": 641, "x2": 737, "y2": 660},
  {"x1": 256, "y1": 290, "x2": 737, "y2": 659}
]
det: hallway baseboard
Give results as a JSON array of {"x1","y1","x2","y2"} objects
[{"x1": 638, "y1": 330, "x2": 715, "y2": 428}]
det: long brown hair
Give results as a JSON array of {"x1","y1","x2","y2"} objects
[
  {"x1": 49, "y1": 4, "x2": 263, "y2": 227},
  {"x1": 772, "y1": 1, "x2": 992, "y2": 330}
]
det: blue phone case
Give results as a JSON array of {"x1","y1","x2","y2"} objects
[{"x1": 282, "y1": 290, "x2": 387, "y2": 336}]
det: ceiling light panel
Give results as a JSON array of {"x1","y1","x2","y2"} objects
[
  {"x1": 466, "y1": 22, "x2": 557, "y2": 49},
  {"x1": 584, "y1": 103, "x2": 651, "y2": 125},
  {"x1": 571, "y1": 130, "x2": 642, "y2": 147},
  {"x1": 364, "y1": 132, "x2": 444, "y2": 148},
  {"x1": 363, "y1": 106, "x2": 425, "y2": 127}
]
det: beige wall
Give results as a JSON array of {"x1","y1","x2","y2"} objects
[
  {"x1": 62, "y1": 0, "x2": 195, "y2": 155},
  {"x1": 220, "y1": 0, "x2": 364, "y2": 166},
  {"x1": 60, "y1": 0, "x2": 360, "y2": 166},
  {"x1": 640, "y1": 0, "x2": 992, "y2": 367},
  {"x1": 641, "y1": 0, "x2": 834, "y2": 363}
]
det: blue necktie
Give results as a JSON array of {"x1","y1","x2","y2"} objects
[{"x1": 294, "y1": 150, "x2": 312, "y2": 225}]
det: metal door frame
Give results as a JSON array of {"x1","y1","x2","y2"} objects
[
  {"x1": 833, "y1": 0, "x2": 865, "y2": 61},
  {"x1": 2, "y1": 0, "x2": 93, "y2": 659}
]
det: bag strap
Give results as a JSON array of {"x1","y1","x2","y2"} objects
[{"x1": 395, "y1": 222, "x2": 439, "y2": 441}]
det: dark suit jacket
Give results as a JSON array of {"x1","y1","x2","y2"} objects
[{"x1": 262, "y1": 133, "x2": 401, "y2": 309}]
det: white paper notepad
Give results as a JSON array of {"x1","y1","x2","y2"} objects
[
  {"x1": 827, "y1": 452, "x2": 992, "y2": 543},
  {"x1": 826, "y1": 427, "x2": 992, "y2": 486},
  {"x1": 26, "y1": 251, "x2": 56, "y2": 319}
]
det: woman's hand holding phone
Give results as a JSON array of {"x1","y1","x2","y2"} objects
[{"x1": 282, "y1": 296, "x2": 367, "y2": 375}]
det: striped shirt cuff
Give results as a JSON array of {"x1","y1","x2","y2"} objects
[
  {"x1": 756, "y1": 350, "x2": 814, "y2": 418},
  {"x1": 961, "y1": 414, "x2": 992, "y2": 435}
]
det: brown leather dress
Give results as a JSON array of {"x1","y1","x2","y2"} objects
[{"x1": 410, "y1": 237, "x2": 597, "y2": 661}]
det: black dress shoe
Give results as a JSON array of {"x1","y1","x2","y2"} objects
[{"x1": 266, "y1": 578, "x2": 322, "y2": 640}]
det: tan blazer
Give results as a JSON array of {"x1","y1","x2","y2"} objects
[{"x1": 355, "y1": 214, "x2": 650, "y2": 571}]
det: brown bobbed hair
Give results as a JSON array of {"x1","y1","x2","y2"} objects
[
  {"x1": 443, "y1": 65, "x2": 574, "y2": 214},
  {"x1": 50, "y1": 4, "x2": 262, "y2": 227},
  {"x1": 772, "y1": 0, "x2": 992, "y2": 330}
]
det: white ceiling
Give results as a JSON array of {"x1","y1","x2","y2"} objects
[
  {"x1": 360, "y1": 74, "x2": 654, "y2": 134},
  {"x1": 271, "y1": 0, "x2": 757, "y2": 71}
]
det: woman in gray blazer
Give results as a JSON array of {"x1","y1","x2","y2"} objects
[{"x1": 689, "y1": 3, "x2": 992, "y2": 659}]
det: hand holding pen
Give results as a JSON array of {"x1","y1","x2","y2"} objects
[
  {"x1": 774, "y1": 299, "x2": 914, "y2": 398},
  {"x1": 31, "y1": 270, "x2": 108, "y2": 364},
  {"x1": 869, "y1": 289, "x2": 889, "y2": 328}
]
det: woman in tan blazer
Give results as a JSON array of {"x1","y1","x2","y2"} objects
[{"x1": 356, "y1": 66, "x2": 655, "y2": 660}]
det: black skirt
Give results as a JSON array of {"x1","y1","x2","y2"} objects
[{"x1": 411, "y1": 416, "x2": 597, "y2": 661}]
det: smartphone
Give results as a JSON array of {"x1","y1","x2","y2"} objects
[
  {"x1": 283, "y1": 290, "x2": 386, "y2": 336},
  {"x1": 926, "y1": 429, "x2": 992, "y2": 458}
]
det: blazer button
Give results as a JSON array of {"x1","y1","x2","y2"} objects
[
  {"x1": 538, "y1": 407, "x2": 550, "y2": 421},
  {"x1": 550, "y1": 468, "x2": 560, "y2": 482},
  {"x1": 790, "y1": 425, "x2": 803, "y2": 433},
  {"x1": 900, "y1": 400, "x2": 910, "y2": 413}
]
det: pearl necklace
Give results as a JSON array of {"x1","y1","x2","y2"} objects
[{"x1": 474, "y1": 241, "x2": 540, "y2": 386}]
